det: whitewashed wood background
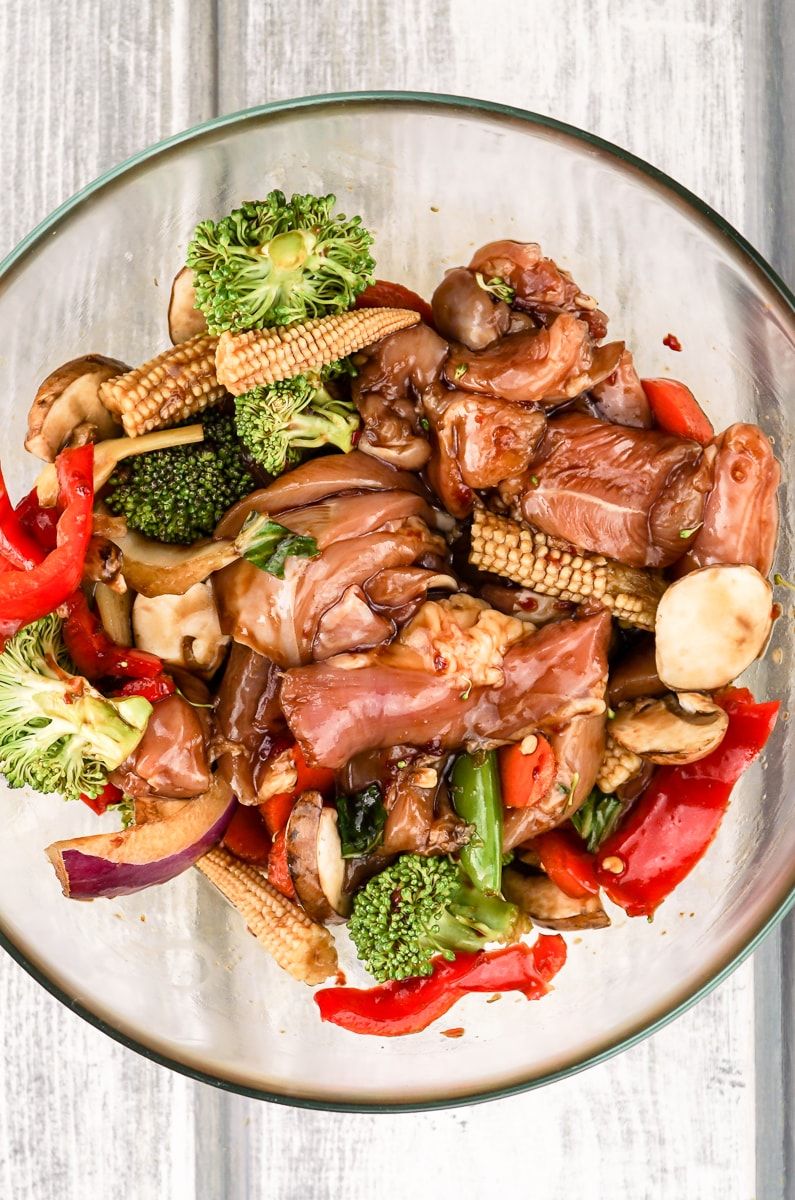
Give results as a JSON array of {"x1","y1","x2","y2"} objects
[{"x1": 0, "y1": 2, "x2": 792, "y2": 1198}]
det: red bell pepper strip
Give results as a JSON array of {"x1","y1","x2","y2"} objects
[
  {"x1": 533, "y1": 827, "x2": 600, "y2": 899},
  {"x1": 260, "y1": 790, "x2": 296, "y2": 838},
  {"x1": 62, "y1": 591, "x2": 163, "y2": 681},
  {"x1": 14, "y1": 488, "x2": 59, "y2": 553},
  {"x1": 315, "y1": 936, "x2": 567, "y2": 1037},
  {"x1": 355, "y1": 279, "x2": 435, "y2": 328},
  {"x1": 111, "y1": 674, "x2": 176, "y2": 704},
  {"x1": 499, "y1": 737, "x2": 556, "y2": 808},
  {"x1": 0, "y1": 468, "x2": 46, "y2": 570},
  {"x1": 595, "y1": 689, "x2": 779, "y2": 917},
  {"x1": 268, "y1": 827, "x2": 296, "y2": 899},
  {"x1": 0, "y1": 445, "x2": 94, "y2": 638},
  {"x1": 79, "y1": 780, "x2": 124, "y2": 816},
  {"x1": 640, "y1": 378, "x2": 714, "y2": 445},
  {"x1": 223, "y1": 805, "x2": 272, "y2": 866},
  {"x1": 292, "y1": 743, "x2": 336, "y2": 796},
  {"x1": 260, "y1": 744, "x2": 335, "y2": 836}
]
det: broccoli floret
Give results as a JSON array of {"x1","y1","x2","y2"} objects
[
  {"x1": 234, "y1": 369, "x2": 359, "y2": 477},
  {"x1": 187, "y1": 190, "x2": 375, "y2": 333},
  {"x1": 348, "y1": 854, "x2": 523, "y2": 983},
  {"x1": 105, "y1": 410, "x2": 256, "y2": 544},
  {"x1": 0, "y1": 615, "x2": 151, "y2": 802}
]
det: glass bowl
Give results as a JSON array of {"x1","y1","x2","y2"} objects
[{"x1": 0, "y1": 93, "x2": 793, "y2": 1111}]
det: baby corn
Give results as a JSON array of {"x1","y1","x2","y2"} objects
[
  {"x1": 196, "y1": 846, "x2": 338, "y2": 985},
  {"x1": 596, "y1": 735, "x2": 643, "y2": 794},
  {"x1": 470, "y1": 507, "x2": 666, "y2": 631},
  {"x1": 99, "y1": 334, "x2": 223, "y2": 437},
  {"x1": 216, "y1": 307, "x2": 420, "y2": 395}
]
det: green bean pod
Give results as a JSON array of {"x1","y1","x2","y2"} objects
[{"x1": 450, "y1": 750, "x2": 503, "y2": 894}]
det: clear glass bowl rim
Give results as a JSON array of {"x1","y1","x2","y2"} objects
[{"x1": 1, "y1": 90, "x2": 793, "y2": 1113}]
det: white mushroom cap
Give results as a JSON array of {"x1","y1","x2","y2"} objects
[
  {"x1": 655, "y1": 564, "x2": 773, "y2": 691},
  {"x1": 168, "y1": 267, "x2": 208, "y2": 344},
  {"x1": 132, "y1": 582, "x2": 229, "y2": 675},
  {"x1": 610, "y1": 692, "x2": 729, "y2": 764}
]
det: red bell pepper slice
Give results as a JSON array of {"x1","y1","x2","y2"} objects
[
  {"x1": 499, "y1": 737, "x2": 556, "y2": 808},
  {"x1": 260, "y1": 744, "x2": 335, "y2": 836},
  {"x1": 293, "y1": 744, "x2": 335, "y2": 796},
  {"x1": 0, "y1": 445, "x2": 94, "y2": 638},
  {"x1": 355, "y1": 280, "x2": 435, "y2": 328},
  {"x1": 268, "y1": 827, "x2": 296, "y2": 899},
  {"x1": 111, "y1": 674, "x2": 175, "y2": 704},
  {"x1": 0, "y1": 469, "x2": 46, "y2": 570},
  {"x1": 315, "y1": 936, "x2": 567, "y2": 1037},
  {"x1": 62, "y1": 592, "x2": 163, "y2": 681},
  {"x1": 223, "y1": 805, "x2": 272, "y2": 866},
  {"x1": 79, "y1": 780, "x2": 124, "y2": 816},
  {"x1": 14, "y1": 488, "x2": 59, "y2": 553},
  {"x1": 595, "y1": 689, "x2": 779, "y2": 917},
  {"x1": 260, "y1": 790, "x2": 296, "y2": 838},
  {"x1": 533, "y1": 827, "x2": 600, "y2": 899},
  {"x1": 640, "y1": 378, "x2": 714, "y2": 445}
]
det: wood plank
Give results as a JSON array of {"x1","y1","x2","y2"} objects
[
  {"x1": 744, "y1": 2, "x2": 795, "y2": 1196},
  {"x1": 0, "y1": 3, "x2": 212, "y2": 1199},
  {"x1": 0, "y1": 0, "x2": 217, "y2": 257}
]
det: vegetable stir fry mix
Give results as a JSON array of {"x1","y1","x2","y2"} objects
[{"x1": 0, "y1": 190, "x2": 783, "y2": 1037}]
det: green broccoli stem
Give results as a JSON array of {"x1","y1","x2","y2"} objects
[
  {"x1": 450, "y1": 751, "x2": 504, "y2": 895},
  {"x1": 437, "y1": 877, "x2": 519, "y2": 954},
  {"x1": 267, "y1": 229, "x2": 314, "y2": 269},
  {"x1": 289, "y1": 401, "x2": 359, "y2": 452}
]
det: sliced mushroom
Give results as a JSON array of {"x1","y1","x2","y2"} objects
[
  {"x1": 95, "y1": 582, "x2": 133, "y2": 647},
  {"x1": 502, "y1": 869, "x2": 610, "y2": 930},
  {"x1": 115, "y1": 529, "x2": 237, "y2": 598},
  {"x1": 608, "y1": 637, "x2": 667, "y2": 706},
  {"x1": 609, "y1": 692, "x2": 728, "y2": 765},
  {"x1": 286, "y1": 791, "x2": 351, "y2": 923},
  {"x1": 36, "y1": 424, "x2": 205, "y2": 505},
  {"x1": 26, "y1": 355, "x2": 128, "y2": 461},
  {"x1": 83, "y1": 535, "x2": 126, "y2": 592},
  {"x1": 132, "y1": 582, "x2": 230, "y2": 675},
  {"x1": 168, "y1": 267, "x2": 208, "y2": 344},
  {"x1": 655, "y1": 564, "x2": 774, "y2": 691}
]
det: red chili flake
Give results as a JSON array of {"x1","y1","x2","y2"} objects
[
  {"x1": 433, "y1": 652, "x2": 448, "y2": 672},
  {"x1": 663, "y1": 333, "x2": 682, "y2": 351},
  {"x1": 335, "y1": 971, "x2": 347, "y2": 987},
  {"x1": 441, "y1": 1027, "x2": 465, "y2": 1038}
]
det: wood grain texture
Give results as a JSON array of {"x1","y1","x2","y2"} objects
[{"x1": 0, "y1": 1, "x2": 789, "y2": 1197}]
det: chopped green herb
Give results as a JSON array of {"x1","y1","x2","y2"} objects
[
  {"x1": 679, "y1": 523, "x2": 703, "y2": 539},
  {"x1": 607, "y1": 706, "x2": 616, "y2": 720},
  {"x1": 474, "y1": 272, "x2": 515, "y2": 304},
  {"x1": 335, "y1": 783, "x2": 387, "y2": 858},
  {"x1": 454, "y1": 363, "x2": 468, "y2": 380},
  {"x1": 236, "y1": 513, "x2": 319, "y2": 578},
  {"x1": 530, "y1": 475, "x2": 540, "y2": 487},
  {"x1": 571, "y1": 789, "x2": 625, "y2": 853},
  {"x1": 396, "y1": 760, "x2": 408, "y2": 770},
  {"x1": 419, "y1": 416, "x2": 430, "y2": 432}
]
